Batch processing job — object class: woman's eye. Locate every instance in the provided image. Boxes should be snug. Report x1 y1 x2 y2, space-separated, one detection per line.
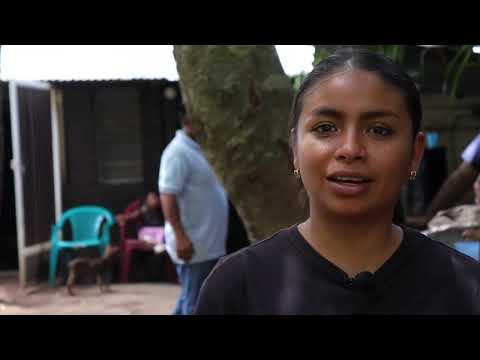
369 126 393 136
315 123 337 133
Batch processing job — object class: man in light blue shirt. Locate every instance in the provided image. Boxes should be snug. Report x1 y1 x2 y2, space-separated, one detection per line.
425 133 480 222
159 112 228 315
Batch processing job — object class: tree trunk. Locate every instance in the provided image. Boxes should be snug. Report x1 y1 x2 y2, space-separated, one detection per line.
173 45 307 241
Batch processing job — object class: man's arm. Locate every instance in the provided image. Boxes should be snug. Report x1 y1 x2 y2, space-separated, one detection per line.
425 162 479 221
160 193 194 262
115 209 142 227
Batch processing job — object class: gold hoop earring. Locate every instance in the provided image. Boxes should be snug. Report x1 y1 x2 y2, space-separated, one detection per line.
409 170 417 181
293 169 301 179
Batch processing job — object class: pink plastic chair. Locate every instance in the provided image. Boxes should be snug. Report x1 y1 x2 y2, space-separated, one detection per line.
118 199 177 283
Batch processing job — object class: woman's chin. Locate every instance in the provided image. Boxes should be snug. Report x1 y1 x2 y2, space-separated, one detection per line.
332 209 372 219
321 202 380 220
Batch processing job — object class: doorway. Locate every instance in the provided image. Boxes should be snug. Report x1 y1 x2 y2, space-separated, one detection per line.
0 83 18 271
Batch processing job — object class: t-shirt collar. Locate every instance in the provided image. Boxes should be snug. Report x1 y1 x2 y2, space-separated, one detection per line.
287 224 415 291
177 129 200 150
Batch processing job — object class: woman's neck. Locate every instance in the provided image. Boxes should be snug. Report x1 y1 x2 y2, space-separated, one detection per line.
298 207 403 278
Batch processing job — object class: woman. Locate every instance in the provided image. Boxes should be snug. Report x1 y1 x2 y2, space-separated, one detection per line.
195 49 480 315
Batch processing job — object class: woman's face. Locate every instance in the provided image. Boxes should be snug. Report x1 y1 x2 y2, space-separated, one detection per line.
293 70 425 219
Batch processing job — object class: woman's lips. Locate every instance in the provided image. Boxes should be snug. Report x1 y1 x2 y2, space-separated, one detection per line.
326 174 373 196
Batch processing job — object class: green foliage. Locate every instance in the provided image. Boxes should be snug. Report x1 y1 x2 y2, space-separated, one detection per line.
290 45 480 99
374 45 406 63
443 45 475 99
313 47 331 66
309 45 480 99
292 72 307 93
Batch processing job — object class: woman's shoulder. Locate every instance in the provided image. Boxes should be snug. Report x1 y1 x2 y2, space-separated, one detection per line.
403 226 480 275
217 225 296 267
195 226 296 314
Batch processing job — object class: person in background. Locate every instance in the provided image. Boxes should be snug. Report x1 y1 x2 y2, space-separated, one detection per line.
461 175 480 240
116 192 166 281
159 111 228 315
420 133 480 226
116 192 164 229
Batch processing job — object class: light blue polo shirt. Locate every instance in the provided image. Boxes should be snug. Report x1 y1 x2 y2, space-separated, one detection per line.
159 130 228 265
462 134 480 171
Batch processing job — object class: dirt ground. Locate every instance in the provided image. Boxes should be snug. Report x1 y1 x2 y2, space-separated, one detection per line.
0 272 181 315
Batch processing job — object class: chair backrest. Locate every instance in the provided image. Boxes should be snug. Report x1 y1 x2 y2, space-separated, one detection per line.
120 198 143 240
124 198 142 215
59 206 114 242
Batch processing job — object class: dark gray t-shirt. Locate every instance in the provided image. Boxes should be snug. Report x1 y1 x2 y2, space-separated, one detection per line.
195 225 480 315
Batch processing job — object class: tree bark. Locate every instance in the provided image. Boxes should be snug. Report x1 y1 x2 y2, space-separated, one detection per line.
173 45 307 241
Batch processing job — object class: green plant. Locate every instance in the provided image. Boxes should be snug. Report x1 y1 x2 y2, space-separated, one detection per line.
443 45 475 99
309 45 480 99
292 72 307 92
373 45 407 63
313 47 331 66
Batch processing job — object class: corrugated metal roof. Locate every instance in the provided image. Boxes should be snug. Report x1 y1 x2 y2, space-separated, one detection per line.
0 46 180 82
48 77 175 83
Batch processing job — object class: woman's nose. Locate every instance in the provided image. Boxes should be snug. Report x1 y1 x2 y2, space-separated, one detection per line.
334 130 367 162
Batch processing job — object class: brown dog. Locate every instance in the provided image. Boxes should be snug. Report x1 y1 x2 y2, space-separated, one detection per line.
66 245 120 296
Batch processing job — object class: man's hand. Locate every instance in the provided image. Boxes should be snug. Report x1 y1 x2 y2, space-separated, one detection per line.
160 193 194 261
176 233 194 262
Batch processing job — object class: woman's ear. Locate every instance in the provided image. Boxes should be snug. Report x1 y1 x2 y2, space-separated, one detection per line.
411 132 426 174
290 128 299 170
292 146 299 171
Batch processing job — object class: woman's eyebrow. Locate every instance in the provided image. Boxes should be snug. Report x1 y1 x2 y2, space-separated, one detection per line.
310 106 344 119
359 110 400 121
308 107 401 121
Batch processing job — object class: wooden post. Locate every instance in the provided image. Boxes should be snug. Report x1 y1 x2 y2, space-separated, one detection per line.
0 83 4 218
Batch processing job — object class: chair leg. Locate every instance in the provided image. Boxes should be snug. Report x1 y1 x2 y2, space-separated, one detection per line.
99 244 106 257
121 249 132 283
49 247 59 288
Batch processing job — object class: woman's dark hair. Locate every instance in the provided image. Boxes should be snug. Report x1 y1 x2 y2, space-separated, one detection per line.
289 48 422 142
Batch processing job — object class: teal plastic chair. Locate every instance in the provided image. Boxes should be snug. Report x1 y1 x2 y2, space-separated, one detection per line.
49 206 115 287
